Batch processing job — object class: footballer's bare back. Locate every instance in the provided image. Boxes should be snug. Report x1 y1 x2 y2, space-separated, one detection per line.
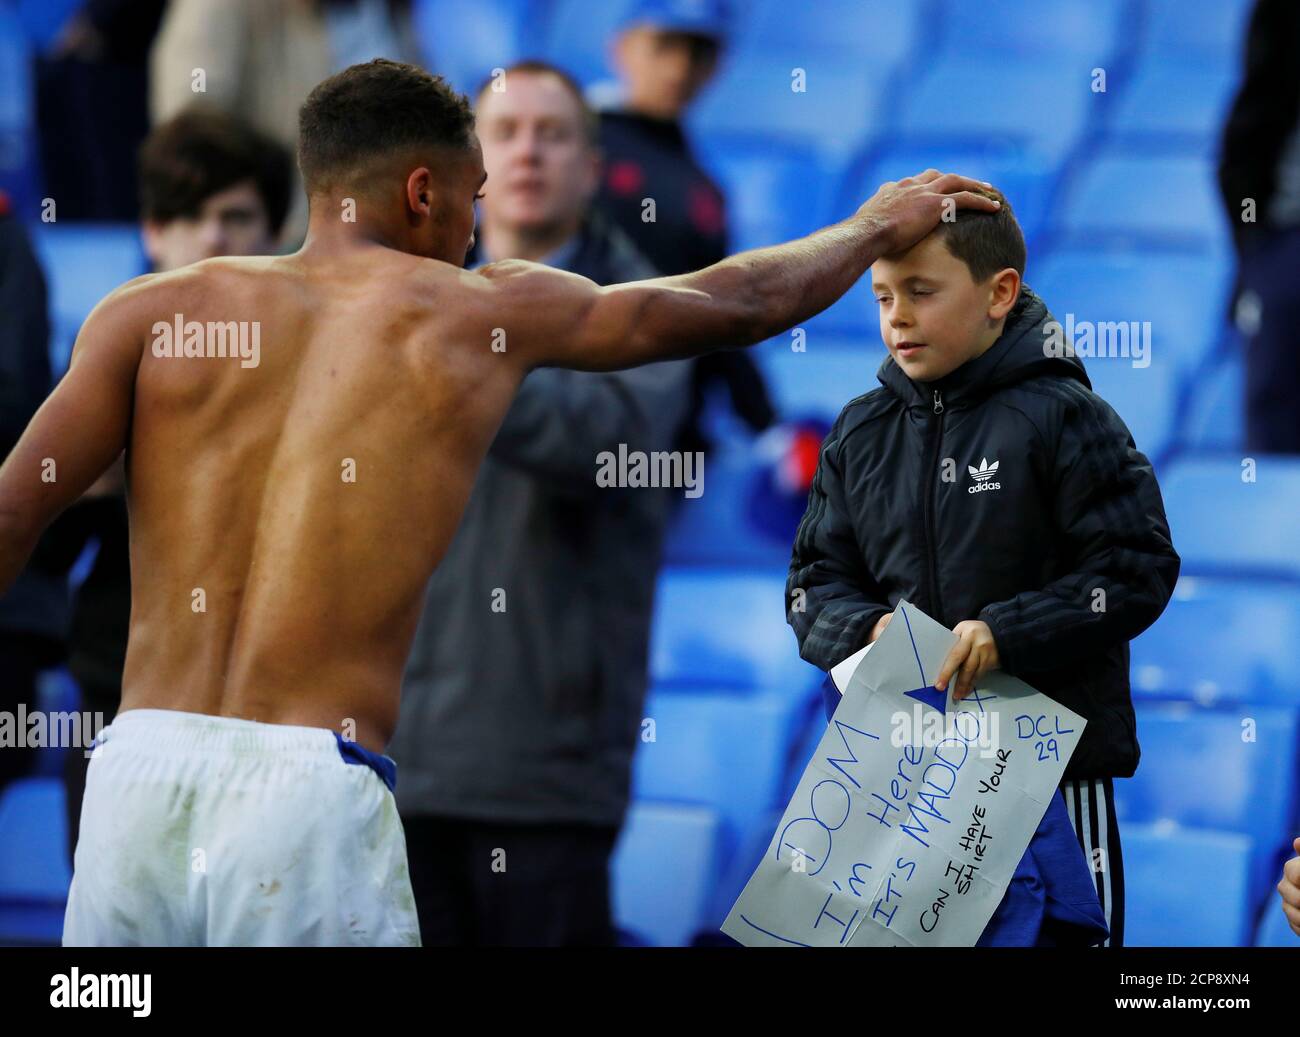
114 248 532 753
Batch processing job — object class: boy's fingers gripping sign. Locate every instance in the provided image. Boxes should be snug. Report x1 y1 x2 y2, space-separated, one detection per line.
935 620 1000 701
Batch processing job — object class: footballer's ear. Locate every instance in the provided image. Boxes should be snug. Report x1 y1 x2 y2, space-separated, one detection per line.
405 166 436 217
988 268 1021 320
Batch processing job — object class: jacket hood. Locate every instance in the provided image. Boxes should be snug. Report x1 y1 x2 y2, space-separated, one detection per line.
877 284 1090 408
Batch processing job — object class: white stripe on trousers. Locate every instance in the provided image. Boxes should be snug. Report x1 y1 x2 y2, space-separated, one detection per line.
1062 778 1115 947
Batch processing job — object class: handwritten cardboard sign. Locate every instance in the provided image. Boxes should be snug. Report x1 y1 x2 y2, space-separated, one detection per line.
722 601 1085 947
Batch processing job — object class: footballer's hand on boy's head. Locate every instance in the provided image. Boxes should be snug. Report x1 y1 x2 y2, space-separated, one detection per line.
935 620 1001 701
854 170 1000 256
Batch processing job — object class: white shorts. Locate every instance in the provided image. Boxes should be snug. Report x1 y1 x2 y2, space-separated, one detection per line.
63 708 421 946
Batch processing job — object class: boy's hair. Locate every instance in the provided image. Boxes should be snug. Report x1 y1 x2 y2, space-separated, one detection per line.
298 59 476 193
474 60 600 145
931 186 1026 283
139 107 293 235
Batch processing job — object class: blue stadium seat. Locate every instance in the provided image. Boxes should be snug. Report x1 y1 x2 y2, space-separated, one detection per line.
632 687 805 859
0 777 71 945
611 801 722 946
15 0 84 50
1083 356 1178 462
1159 455 1300 580
661 446 799 568
892 59 1093 163
934 0 1125 62
1105 65 1240 157
690 55 886 162
538 0 636 89
736 0 924 68
1029 247 1230 377
1255 889 1300 947
650 566 819 693
698 802 783 943
1131 577 1300 707
1179 348 1242 452
0 7 39 216
29 223 146 373
0 10 27 132
694 141 839 253
805 277 877 338
1117 701 1300 906
757 342 886 425
780 693 831 797
1121 822 1253 946
413 0 545 96
1052 154 1230 251
30 668 84 779
1135 0 1254 74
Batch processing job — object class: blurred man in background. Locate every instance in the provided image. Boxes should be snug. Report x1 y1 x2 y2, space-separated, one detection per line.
0 192 63 800
390 60 693 946
50 107 291 864
1218 0 1300 454
596 0 775 454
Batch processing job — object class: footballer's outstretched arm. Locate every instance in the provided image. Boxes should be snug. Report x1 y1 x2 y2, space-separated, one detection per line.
475 171 1000 372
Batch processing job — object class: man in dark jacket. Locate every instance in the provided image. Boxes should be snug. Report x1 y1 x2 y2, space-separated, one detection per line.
390 61 693 946
787 189 1180 946
595 0 774 451
1218 0 1300 453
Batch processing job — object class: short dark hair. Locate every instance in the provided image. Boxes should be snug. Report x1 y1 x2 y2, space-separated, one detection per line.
474 61 599 145
931 186 1026 283
298 59 476 193
139 107 293 235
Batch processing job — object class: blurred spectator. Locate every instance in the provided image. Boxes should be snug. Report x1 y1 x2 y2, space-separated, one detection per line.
0 191 64 797
390 61 693 946
1218 0 1300 453
34 0 167 220
138 108 293 269
48 108 292 864
595 0 774 454
150 0 416 244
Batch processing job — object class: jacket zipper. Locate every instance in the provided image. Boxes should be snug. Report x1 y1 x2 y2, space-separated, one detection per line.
922 389 946 626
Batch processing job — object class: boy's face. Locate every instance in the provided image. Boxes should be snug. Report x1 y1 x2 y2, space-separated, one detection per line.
871 234 1019 383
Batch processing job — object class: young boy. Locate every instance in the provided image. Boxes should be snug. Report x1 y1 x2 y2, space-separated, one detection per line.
787 188 1181 946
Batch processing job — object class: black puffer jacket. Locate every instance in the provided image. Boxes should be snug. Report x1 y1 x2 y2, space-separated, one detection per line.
787 286 1180 780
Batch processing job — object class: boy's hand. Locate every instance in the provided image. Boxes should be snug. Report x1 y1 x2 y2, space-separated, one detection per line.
1278 837 1300 938
935 620 1001 701
868 612 892 644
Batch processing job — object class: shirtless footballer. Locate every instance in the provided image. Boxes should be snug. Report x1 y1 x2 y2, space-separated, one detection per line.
0 59 998 946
